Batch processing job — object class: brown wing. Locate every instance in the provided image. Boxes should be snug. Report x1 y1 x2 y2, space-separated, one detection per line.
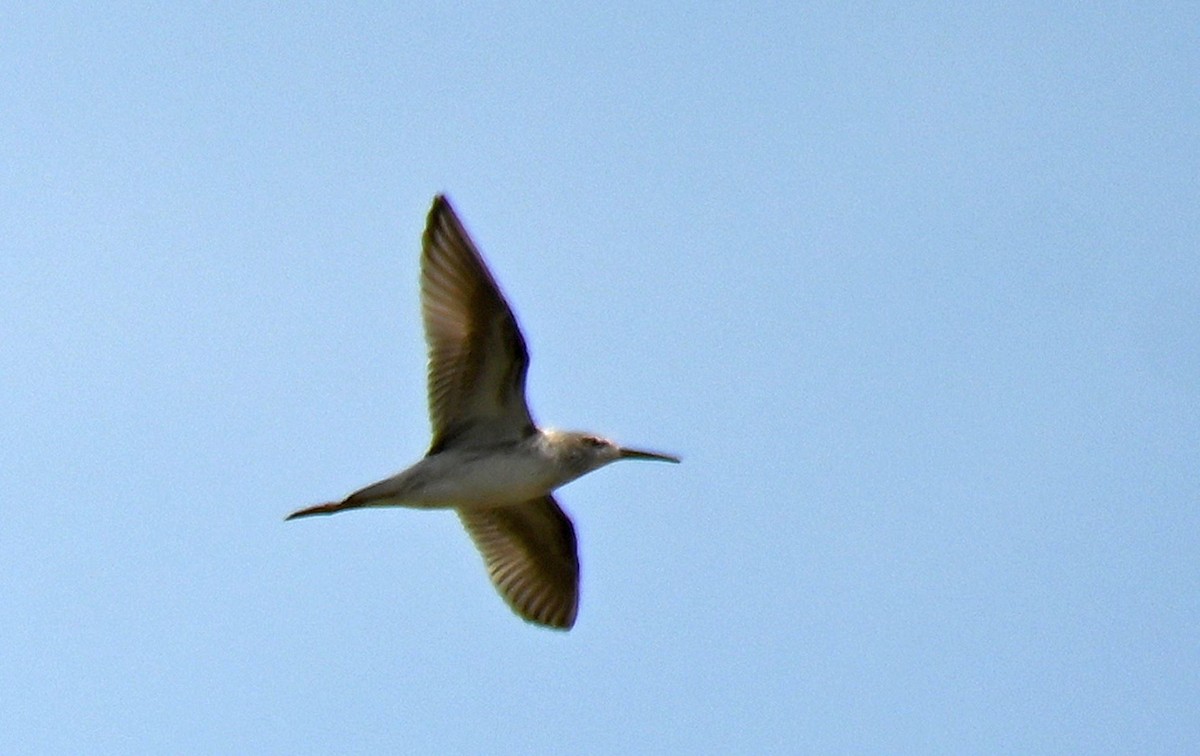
421 195 536 453
457 496 580 629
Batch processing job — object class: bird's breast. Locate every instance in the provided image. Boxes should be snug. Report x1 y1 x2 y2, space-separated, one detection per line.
404 446 565 509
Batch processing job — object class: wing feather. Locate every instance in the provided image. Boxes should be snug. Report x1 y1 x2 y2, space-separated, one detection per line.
421 196 535 452
457 496 580 629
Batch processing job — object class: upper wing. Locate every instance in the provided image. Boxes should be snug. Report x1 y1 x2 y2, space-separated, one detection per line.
457 496 580 629
421 195 536 453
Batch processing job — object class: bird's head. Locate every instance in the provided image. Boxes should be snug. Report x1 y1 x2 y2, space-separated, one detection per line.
549 430 681 476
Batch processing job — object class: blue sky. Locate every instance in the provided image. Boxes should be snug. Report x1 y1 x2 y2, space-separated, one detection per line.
2 3 1196 753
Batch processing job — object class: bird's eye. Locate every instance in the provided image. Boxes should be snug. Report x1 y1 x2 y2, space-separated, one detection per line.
583 436 605 447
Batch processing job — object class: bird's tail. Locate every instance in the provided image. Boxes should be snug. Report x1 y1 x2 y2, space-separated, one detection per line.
285 501 357 520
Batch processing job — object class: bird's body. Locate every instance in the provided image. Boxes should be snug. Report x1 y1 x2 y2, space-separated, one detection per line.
287 195 678 630
304 430 607 512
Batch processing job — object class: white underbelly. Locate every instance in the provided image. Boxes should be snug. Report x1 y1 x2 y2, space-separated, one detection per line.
404 451 562 508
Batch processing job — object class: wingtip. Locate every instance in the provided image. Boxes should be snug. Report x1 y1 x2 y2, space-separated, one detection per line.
425 194 460 240
518 609 576 631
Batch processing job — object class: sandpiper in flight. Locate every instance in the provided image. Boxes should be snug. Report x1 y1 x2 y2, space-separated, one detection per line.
287 195 679 630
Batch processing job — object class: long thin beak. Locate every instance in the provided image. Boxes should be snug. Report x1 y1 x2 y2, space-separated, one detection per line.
618 447 681 463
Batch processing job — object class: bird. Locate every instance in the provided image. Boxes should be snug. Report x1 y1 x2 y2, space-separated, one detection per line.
287 195 679 630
